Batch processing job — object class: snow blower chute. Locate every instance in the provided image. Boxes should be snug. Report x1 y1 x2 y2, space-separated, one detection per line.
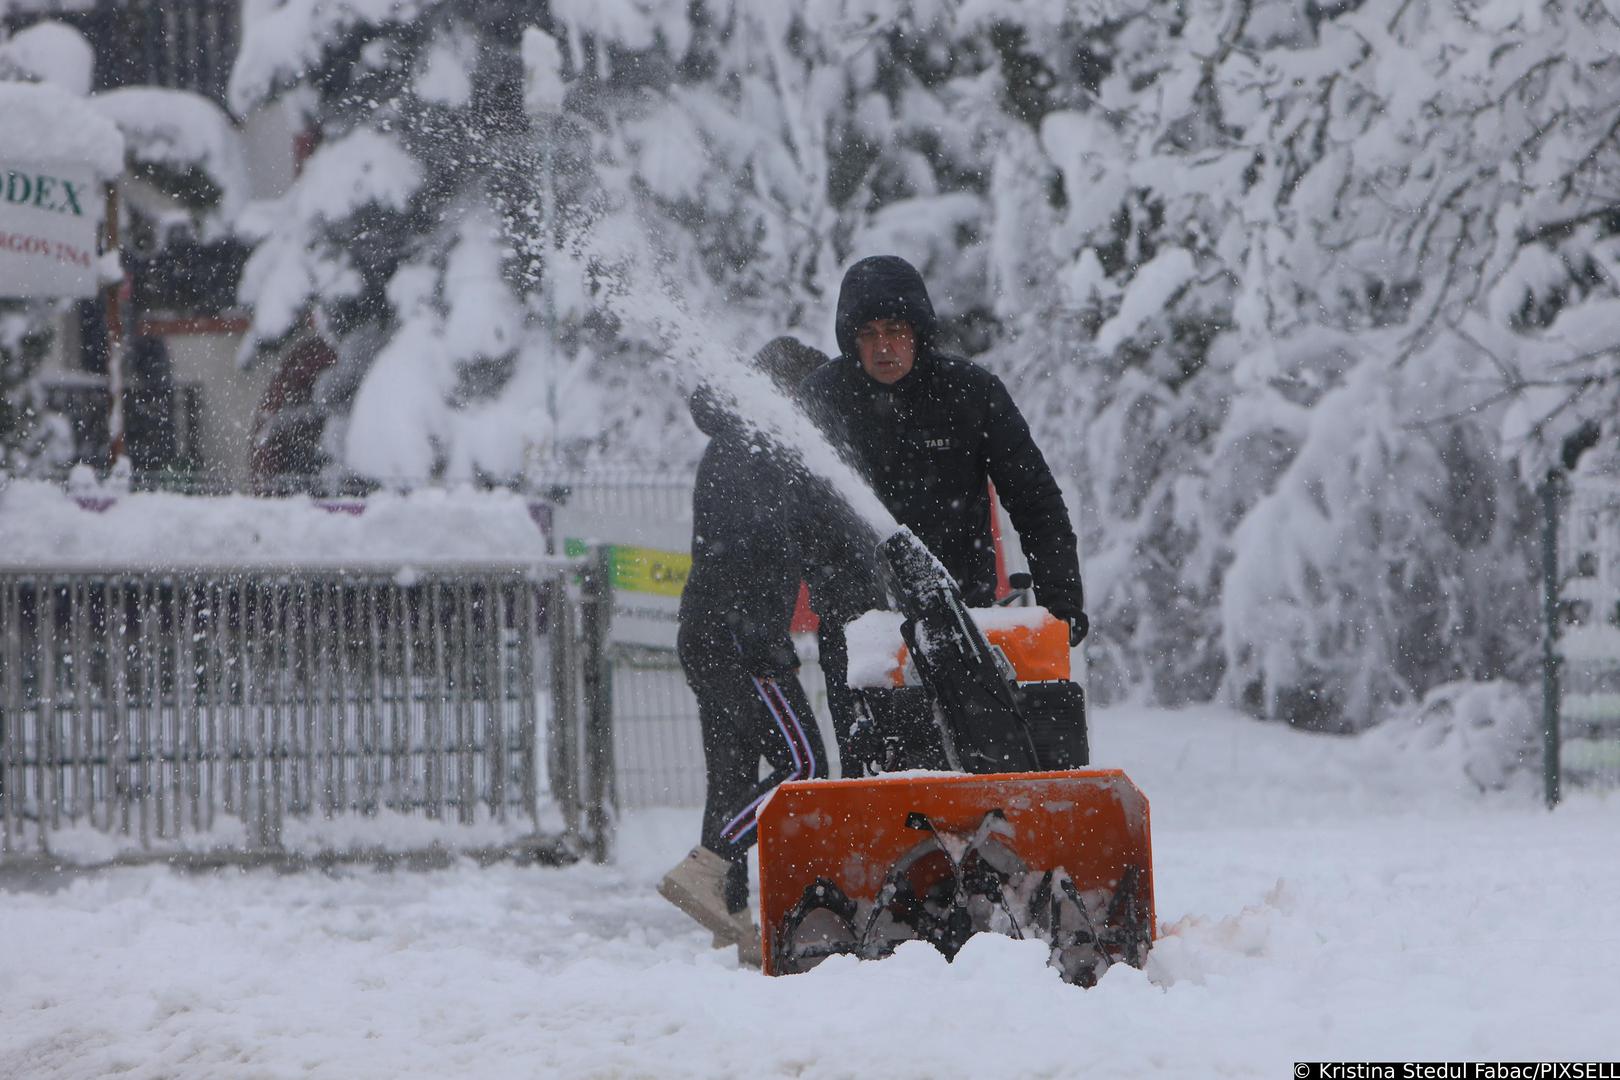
756 529 1154 986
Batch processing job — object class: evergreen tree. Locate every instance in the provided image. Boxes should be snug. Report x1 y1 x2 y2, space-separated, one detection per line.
0 299 68 477
231 0 643 483
964 0 1568 725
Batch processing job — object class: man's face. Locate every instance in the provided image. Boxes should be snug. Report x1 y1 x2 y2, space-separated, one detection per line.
855 319 916 385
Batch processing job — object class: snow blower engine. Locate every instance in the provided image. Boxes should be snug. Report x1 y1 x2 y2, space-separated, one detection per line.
755 528 1154 987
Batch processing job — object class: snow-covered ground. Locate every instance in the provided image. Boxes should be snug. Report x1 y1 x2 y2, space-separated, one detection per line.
2 704 1616 1079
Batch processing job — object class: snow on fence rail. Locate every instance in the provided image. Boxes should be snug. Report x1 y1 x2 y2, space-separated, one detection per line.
0 563 614 867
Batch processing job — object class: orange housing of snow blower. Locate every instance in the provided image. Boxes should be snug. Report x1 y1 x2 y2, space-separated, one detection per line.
868 608 1073 688
756 768 1155 979
758 530 1154 983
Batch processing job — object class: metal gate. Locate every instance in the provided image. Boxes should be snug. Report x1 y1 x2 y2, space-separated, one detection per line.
1545 472 1620 804
530 467 842 809
0 562 613 866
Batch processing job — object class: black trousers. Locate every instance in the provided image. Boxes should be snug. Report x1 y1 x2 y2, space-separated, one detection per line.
678 620 828 873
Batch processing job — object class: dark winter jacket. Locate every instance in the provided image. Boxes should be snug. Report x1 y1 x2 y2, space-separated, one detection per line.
802 256 1085 619
678 386 875 677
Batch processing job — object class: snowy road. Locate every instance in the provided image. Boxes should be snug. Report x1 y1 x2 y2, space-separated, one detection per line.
2 706 1617 1079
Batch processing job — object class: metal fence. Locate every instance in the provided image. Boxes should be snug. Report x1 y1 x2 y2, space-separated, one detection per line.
534 468 715 810
608 644 836 809
0 563 613 866
1545 472 1620 804
528 466 698 531
610 647 707 808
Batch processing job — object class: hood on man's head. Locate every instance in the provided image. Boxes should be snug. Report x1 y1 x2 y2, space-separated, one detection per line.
834 255 938 359
754 336 828 395
690 336 829 436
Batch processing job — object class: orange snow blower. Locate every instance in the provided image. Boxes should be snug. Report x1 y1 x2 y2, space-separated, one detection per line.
756 530 1154 986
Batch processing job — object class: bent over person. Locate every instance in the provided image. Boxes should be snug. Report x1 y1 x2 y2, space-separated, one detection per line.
801 255 1089 769
658 337 846 967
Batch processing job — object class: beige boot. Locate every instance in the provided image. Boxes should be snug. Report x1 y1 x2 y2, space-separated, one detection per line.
732 926 764 968
659 847 761 964
711 923 764 968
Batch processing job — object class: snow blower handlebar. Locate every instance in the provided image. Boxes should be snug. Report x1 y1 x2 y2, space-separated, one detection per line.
877 529 1041 774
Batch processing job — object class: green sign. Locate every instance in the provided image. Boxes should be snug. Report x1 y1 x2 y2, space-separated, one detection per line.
565 540 690 598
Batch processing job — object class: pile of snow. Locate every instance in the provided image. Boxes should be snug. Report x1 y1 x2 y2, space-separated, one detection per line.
291 129 422 227
1093 246 1197 352
92 87 252 222
0 19 94 96
0 478 552 570
0 79 123 179
2 705 1616 1078
234 127 420 350
1363 680 1541 793
521 27 567 114
845 609 906 686
41 807 562 867
229 0 434 116
344 207 528 483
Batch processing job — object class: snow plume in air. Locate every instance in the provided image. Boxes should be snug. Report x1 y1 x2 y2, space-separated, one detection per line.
572 218 900 539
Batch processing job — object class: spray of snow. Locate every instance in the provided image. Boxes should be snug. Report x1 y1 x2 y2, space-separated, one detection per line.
571 219 900 540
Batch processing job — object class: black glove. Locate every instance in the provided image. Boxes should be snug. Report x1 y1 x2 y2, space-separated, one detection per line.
841 713 883 778
1048 608 1089 647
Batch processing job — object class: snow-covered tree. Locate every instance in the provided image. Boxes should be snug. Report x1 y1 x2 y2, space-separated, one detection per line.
94 86 250 242
967 2 1253 705
964 0 1568 725
0 298 68 476
584 2 1011 381
1205 0 1618 725
229 1 661 484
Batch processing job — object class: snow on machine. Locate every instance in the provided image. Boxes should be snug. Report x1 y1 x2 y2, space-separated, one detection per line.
756 529 1155 986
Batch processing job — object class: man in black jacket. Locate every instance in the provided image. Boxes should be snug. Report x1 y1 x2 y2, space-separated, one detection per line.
801 256 1089 766
659 337 877 966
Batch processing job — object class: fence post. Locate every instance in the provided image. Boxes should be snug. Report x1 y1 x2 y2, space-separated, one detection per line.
2 580 15 853
580 547 617 863
1541 470 1565 810
546 573 581 843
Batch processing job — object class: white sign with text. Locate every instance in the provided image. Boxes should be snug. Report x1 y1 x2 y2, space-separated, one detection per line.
0 160 102 299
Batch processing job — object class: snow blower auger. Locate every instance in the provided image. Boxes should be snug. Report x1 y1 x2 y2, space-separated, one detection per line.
756 529 1154 987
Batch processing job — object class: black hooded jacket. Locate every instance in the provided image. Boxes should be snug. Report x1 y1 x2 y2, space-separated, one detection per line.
800 256 1085 618
678 386 805 675
678 386 879 677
